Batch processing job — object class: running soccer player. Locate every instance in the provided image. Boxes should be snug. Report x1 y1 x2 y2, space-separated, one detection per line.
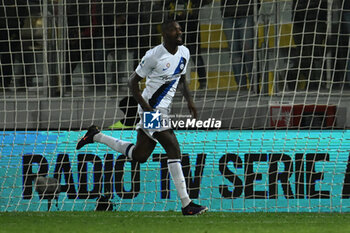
76 19 208 215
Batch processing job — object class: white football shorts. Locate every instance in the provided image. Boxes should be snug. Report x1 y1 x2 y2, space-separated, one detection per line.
136 107 172 142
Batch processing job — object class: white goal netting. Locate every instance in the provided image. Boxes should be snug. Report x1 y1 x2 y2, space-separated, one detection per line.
1 0 350 212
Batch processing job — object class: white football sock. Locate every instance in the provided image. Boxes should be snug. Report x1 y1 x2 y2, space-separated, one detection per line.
167 159 191 208
93 133 134 159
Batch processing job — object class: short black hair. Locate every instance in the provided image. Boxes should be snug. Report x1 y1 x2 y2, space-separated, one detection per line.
161 19 177 33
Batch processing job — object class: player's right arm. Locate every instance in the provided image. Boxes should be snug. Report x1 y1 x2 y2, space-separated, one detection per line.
128 72 153 112
130 49 157 112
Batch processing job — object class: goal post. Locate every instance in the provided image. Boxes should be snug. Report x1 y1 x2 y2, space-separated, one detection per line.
1 0 350 212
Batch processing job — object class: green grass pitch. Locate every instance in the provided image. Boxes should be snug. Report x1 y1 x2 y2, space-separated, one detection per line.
1 212 350 233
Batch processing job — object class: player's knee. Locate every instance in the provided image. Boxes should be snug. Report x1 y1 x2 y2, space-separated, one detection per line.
174 147 181 157
135 157 148 164
132 151 150 164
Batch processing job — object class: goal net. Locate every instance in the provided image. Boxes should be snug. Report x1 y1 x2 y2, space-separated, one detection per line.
1 0 350 212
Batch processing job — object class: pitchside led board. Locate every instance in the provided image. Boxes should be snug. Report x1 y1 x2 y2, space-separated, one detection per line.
1 130 350 212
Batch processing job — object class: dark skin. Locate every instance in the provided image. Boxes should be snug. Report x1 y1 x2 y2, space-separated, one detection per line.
128 21 197 163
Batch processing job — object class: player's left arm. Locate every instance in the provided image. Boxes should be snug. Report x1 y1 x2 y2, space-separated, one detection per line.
179 75 197 119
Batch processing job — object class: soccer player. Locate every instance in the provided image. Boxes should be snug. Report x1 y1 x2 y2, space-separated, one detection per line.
76 19 208 216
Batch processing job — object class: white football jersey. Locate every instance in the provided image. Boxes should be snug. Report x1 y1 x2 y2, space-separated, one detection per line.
135 44 190 110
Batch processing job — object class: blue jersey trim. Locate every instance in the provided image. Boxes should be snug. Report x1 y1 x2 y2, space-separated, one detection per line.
150 79 177 108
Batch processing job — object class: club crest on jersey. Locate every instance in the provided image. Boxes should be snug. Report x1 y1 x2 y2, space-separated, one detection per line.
173 57 187 75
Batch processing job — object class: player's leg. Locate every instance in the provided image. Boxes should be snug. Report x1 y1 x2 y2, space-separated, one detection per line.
76 126 134 159
76 126 156 163
153 129 208 215
131 129 157 163
153 129 181 159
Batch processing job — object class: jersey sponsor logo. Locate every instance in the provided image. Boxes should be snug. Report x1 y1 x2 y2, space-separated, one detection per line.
160 74 181 81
